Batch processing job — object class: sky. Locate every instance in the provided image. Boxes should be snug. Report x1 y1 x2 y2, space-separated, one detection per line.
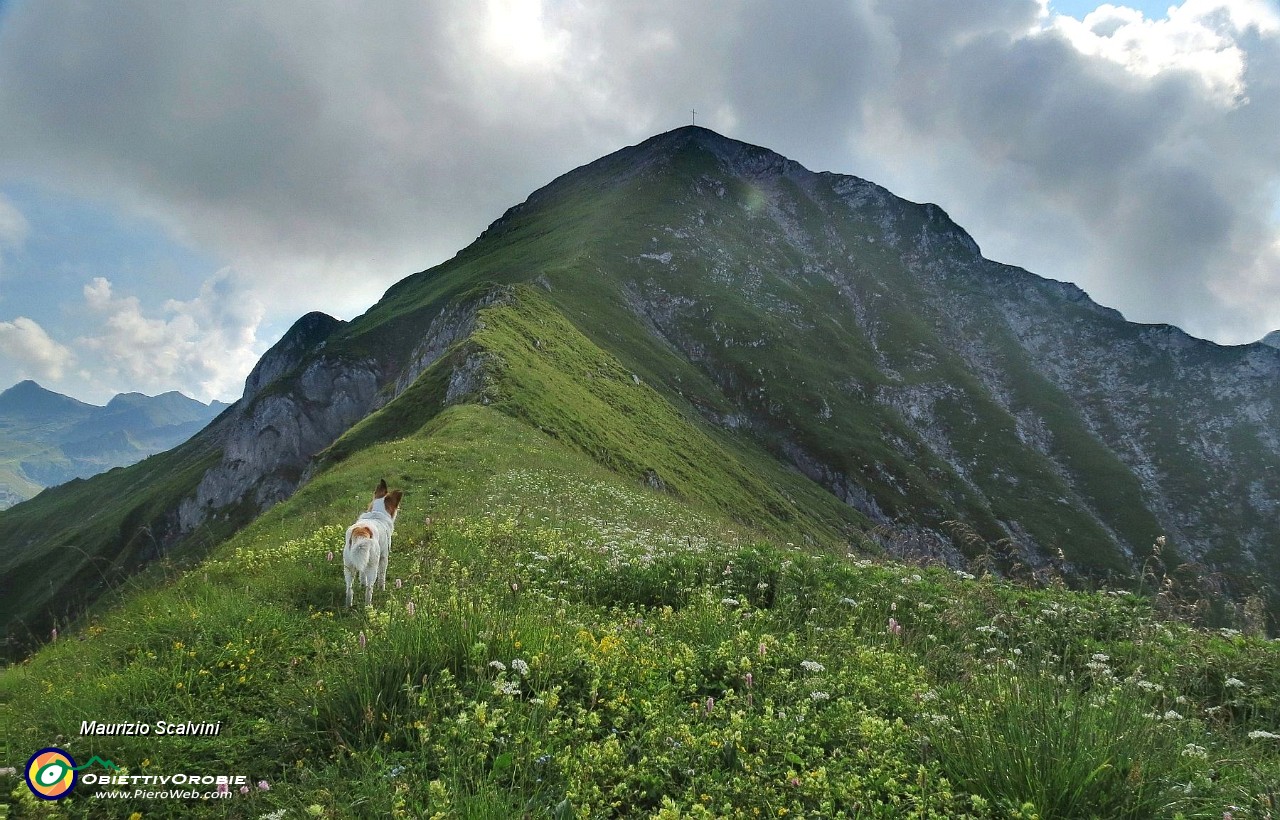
0 0 1278 404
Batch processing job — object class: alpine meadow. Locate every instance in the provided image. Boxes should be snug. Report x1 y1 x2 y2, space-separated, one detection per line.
3 127 1279 818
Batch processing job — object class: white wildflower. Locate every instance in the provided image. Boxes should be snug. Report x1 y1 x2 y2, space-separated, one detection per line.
720 597 740 607
1224 677 1246 689
1181 744 1209 759
810 691 830 701
488 660 507 673
511 658 530 676
800 660 825 673
1162 710 1184 721
1248 730 1280 741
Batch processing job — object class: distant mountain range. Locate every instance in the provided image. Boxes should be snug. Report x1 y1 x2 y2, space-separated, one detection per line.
0 380 228 508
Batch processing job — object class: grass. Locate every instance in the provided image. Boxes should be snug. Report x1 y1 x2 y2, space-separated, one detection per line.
3 404 1279 818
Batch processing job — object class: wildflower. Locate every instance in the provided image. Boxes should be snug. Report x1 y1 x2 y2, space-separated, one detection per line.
1091 653 1110 663
744 672 754 689
800 660 825 673
511 658 530 676
1248 730 1280 740
495 680 521 697
887 617 903 637
358 631 367 649
258 780 271 791
810 691 830 701
406 600 416 617
790 777 801 787
489 660 507 672
395 578 403 589
326 551 334 562
240 785 251 794
954 570 975 580
51 627 58 643
1182 744 1209 759
1224 677 1246 689
705 697 715 715
758 642 768 657
217 781 230 795
757 581 769 590
721 597 741 607
1162 710 1184 721
839 597 857 606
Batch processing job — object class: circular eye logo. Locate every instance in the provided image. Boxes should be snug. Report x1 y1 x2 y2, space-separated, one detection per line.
25 747 77 800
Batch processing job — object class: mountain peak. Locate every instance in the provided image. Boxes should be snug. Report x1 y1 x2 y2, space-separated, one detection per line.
1261 330 1280 349
631 125 808 180
0 380 95 418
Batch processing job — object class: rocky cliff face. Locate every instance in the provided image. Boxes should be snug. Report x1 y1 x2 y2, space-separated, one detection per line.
176 295 491 533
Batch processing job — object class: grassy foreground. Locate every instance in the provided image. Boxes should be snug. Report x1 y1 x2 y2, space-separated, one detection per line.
3 404 1279 819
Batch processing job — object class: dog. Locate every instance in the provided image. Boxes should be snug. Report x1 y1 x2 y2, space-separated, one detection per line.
344 478 403 607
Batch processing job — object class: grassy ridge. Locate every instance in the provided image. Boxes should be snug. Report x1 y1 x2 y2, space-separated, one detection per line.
5 288 1280 818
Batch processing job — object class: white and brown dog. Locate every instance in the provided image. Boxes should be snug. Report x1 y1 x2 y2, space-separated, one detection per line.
344 479 403 607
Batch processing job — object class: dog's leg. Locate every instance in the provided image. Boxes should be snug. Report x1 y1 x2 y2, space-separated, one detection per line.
344 565 354 608
378 541 389 591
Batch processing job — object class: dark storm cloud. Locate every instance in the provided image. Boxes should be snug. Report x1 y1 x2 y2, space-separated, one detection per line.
0 0 1276 364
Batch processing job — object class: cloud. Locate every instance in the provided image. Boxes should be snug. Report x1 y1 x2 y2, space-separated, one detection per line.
0 0 1277 359
857 0 1280 340
76 269 265 402
0 193 28 250
0 316 73 381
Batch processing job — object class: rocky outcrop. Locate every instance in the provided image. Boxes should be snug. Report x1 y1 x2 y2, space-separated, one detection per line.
178 296 492 533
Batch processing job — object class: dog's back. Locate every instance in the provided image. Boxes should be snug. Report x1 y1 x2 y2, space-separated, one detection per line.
343 480 403 607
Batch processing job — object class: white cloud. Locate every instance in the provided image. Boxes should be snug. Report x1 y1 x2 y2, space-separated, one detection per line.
1049 0 1280 103
76 269 265 402
0 316 74 381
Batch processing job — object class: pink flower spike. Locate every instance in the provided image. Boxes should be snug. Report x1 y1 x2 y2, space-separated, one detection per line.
240 785 250 794
888 617 903 637
705 696 715 715
358 631 367 649
51 628 58 643
216 782 229 795
406 600 416 617
395 578 403 589
744 672 754 689
326 551 334 562
258 780 270 791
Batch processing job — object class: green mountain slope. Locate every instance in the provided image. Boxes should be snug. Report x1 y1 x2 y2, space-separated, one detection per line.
4 125 1279 660
3 292 1278 817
